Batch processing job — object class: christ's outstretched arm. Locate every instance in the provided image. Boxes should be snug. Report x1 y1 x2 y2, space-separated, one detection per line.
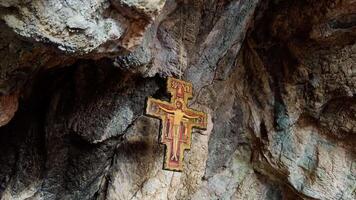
158 104 175 114
183 110 204 119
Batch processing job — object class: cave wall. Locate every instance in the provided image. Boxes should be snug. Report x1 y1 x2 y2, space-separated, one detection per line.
0 0 355 200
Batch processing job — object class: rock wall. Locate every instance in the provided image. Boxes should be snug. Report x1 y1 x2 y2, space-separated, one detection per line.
0 0 355 200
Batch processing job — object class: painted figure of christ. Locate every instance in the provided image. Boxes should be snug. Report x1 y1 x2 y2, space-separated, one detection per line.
158 100 201 162
146 77 207 171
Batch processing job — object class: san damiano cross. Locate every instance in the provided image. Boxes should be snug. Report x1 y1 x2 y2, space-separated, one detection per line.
146 77 207 171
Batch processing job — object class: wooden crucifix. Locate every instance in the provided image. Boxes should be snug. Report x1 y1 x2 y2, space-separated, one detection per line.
146 77 207 171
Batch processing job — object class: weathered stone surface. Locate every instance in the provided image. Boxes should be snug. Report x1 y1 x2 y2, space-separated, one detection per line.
0 0 165 54
0 22 70 94
0 0 355 200
0 0 166 127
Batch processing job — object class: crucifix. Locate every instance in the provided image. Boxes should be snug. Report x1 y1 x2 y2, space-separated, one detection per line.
146 77 207 171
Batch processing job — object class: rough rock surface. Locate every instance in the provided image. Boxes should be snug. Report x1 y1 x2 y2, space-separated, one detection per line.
0 0 355 200
0 0 165 54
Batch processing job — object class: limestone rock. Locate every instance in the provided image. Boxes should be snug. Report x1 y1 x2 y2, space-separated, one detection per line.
0 0 355 200
0 0 166 54
0 0 166 127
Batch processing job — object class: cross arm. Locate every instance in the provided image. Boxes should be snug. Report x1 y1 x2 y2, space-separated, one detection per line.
146 97 175 118
184 109 208 130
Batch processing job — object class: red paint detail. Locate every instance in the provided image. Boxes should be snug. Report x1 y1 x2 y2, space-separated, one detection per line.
176 84 184 98
166 118 170 138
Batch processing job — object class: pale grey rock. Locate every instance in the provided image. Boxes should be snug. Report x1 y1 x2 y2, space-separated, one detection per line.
0 0 167 127
0 0 355 200
0 0 166 54
111 0 166 17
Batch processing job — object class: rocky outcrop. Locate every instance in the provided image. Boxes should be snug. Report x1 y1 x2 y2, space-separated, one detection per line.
0 0 355 200
0 0 166 129
0 0 165 54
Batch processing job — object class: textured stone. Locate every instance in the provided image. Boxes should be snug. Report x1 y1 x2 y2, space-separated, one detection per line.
0 0 355 200
0 0 166 54
0 0 167 127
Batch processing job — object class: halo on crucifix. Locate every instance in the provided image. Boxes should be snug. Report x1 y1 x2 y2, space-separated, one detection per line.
146 77 207 172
